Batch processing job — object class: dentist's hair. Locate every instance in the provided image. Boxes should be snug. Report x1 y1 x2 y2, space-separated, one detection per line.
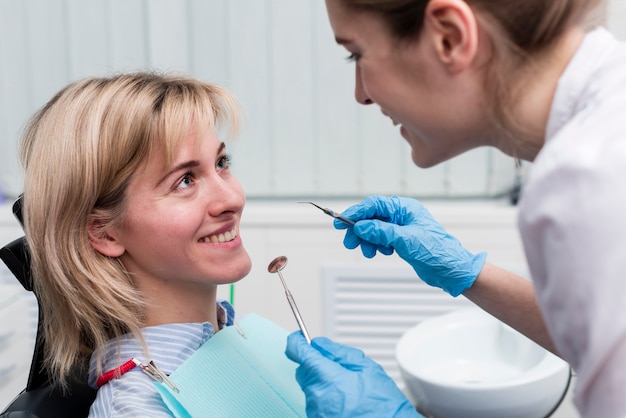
20 71 240 390
339 0 602 50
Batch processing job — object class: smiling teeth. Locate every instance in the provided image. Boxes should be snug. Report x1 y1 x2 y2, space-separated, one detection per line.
201 228 237 243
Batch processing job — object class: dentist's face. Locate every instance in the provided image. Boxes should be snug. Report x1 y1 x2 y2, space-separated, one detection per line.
325 0 492 168
111 128 251 291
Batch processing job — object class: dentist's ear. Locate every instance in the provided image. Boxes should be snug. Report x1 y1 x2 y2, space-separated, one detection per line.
423 0 479 74
87 212 125 257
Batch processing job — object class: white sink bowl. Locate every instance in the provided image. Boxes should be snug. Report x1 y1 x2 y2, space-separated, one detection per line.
396 307 571 418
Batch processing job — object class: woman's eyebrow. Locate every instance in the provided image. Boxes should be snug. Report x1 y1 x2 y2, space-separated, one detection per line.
157 160 200 187
156 142 227 186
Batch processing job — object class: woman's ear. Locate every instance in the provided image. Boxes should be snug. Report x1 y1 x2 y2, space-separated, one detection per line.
423 0 479 73
87 213 125 257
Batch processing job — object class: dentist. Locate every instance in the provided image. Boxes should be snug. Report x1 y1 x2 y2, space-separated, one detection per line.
286 0 626 417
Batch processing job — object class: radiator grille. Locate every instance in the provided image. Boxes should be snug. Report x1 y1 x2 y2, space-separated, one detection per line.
322 264 473 384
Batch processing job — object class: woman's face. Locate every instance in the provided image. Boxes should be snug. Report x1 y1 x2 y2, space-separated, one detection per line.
110 128 251 294
325 0 491 167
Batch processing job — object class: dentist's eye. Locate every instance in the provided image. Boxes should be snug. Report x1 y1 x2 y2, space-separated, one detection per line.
345 53 360 62
217 154 232 170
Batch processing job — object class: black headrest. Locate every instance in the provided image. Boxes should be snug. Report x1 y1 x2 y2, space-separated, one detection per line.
0 237 32 291
12 196 24 226
0 196 32 291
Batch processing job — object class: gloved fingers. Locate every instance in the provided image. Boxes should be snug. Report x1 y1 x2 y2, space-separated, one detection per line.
360 241 377 258
309 336 354 359
288 332 423 418
287 333 365 370
343 227 391 258
341 195 432 227
340 222 394 257
341 195 394 223
285 331 310 364
342 229 361 250
361 243 394 258
287 333 364 385
341 219 395 257
311 337 367 371
333 218 349 230
353 219 402 248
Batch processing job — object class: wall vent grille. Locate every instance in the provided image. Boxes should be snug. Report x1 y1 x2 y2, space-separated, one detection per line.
322 264 473 384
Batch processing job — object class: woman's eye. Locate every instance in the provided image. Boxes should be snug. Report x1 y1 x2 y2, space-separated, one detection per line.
217 154 232 170
176 171 194 189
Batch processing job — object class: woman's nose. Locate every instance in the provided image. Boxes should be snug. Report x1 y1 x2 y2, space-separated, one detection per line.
206 177 245 216
355 65 373 105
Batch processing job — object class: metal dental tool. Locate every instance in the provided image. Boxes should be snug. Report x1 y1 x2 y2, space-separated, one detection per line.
298 201 356 226
267 256 312 344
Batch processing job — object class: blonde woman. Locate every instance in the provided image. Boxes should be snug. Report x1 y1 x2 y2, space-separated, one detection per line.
20 72 252 417
286 1 625 417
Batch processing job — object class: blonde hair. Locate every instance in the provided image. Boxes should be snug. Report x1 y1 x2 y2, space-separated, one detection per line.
20 72 240 390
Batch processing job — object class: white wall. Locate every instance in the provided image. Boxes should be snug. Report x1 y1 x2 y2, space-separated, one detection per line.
0 0 531 200
607 0 626 39
2 1 623 202
2 1 623 201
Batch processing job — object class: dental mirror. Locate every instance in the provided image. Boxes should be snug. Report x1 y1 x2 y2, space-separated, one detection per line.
267 256 311 343
268 256 288 274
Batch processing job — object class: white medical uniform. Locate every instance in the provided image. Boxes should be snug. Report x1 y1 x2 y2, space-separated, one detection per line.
519 27 626 417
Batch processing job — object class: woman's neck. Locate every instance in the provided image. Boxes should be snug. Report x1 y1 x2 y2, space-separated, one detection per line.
140 281 219 330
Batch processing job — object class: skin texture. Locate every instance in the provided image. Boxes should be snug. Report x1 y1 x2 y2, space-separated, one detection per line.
325 0 587 355
89 129 252 330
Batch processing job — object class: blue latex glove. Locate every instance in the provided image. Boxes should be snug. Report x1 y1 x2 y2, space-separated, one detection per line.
285 332 421 418
334 195 487 297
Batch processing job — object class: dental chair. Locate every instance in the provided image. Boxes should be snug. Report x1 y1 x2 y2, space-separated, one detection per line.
0 197 96 418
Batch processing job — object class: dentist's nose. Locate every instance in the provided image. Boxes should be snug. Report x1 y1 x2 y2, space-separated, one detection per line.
355 65 373 105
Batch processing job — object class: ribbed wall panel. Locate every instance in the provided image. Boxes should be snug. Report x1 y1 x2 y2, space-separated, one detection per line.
323 264 473 384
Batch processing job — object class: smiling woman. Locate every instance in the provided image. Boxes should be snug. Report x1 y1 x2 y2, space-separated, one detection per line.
19 72 252 417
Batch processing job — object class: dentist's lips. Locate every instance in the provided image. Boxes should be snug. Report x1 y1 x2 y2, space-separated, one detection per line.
382 111 400 126
199 227 238 243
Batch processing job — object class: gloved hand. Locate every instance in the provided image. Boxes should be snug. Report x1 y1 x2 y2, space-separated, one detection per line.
285 331 421 418
334 195 487 296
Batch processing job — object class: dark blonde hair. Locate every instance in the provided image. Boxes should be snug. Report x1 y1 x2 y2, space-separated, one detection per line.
339 0 600 50
20 72 239 390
